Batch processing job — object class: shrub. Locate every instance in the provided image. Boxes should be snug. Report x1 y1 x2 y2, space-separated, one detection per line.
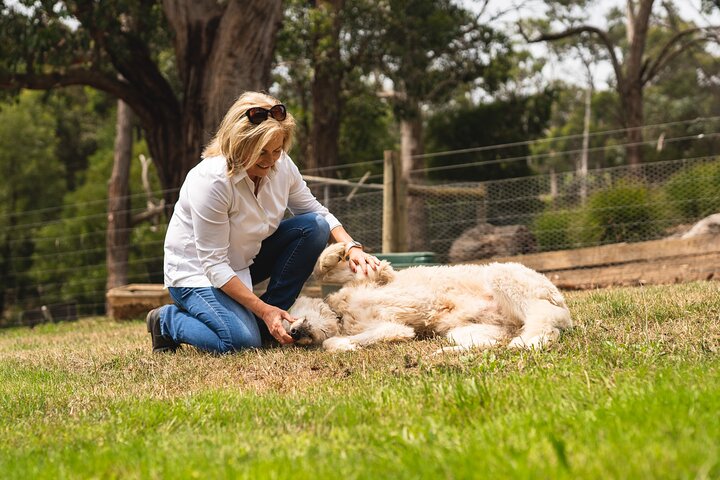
663 159 720 222
533 208 575 251
585 180 666 245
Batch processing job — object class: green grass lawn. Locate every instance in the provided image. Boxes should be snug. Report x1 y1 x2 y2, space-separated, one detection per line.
1 281 719 479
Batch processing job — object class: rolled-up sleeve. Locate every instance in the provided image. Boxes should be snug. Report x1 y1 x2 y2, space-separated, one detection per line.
286 162 342 230
187 173 236 288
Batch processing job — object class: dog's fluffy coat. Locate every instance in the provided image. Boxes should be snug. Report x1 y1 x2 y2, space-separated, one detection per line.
287 243 572 352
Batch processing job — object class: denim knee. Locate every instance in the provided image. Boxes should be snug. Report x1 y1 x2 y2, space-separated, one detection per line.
225 330 262 352
301 212 331 247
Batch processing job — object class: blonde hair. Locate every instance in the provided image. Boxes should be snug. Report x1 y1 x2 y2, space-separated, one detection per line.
202 91 296 175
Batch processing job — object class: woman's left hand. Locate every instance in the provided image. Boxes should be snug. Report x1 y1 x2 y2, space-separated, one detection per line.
347 248 381 275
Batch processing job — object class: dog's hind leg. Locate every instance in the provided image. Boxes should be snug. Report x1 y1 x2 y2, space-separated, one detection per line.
322 322 415 352
508 299 572 350
434 324 506 354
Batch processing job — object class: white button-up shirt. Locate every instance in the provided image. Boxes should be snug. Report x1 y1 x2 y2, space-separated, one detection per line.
163 154 341 290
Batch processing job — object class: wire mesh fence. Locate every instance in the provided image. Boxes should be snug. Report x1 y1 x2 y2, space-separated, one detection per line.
315 154 720 262
2 125 720 325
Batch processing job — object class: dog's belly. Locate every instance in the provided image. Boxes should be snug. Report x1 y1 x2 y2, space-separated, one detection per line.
430 294 509 335
337 287 508 337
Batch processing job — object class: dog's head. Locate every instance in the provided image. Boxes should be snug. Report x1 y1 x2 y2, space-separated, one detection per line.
314 242 396 286
287 296 341 346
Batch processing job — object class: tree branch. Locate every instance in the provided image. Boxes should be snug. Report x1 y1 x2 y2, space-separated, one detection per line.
0 69 153 124
1 69 122 98
528 25 625 89
643 27 720 84
68 0 180 118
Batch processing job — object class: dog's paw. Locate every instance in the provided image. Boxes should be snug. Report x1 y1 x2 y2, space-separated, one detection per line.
322 336 357 352
508 330 558 350
508 336 530 349
431 345 470 355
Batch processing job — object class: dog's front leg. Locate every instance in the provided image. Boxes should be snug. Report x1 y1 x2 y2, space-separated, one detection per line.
323 322 415 352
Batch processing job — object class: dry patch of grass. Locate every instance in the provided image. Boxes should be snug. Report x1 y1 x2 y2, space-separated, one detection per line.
3 282 717 396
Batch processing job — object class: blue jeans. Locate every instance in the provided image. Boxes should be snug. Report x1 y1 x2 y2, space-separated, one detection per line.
160 213 331 353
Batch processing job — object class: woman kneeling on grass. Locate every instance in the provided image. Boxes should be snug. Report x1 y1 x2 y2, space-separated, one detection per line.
146 91 379 354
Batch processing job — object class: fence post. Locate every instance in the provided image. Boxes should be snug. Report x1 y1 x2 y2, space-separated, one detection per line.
383 150 408 252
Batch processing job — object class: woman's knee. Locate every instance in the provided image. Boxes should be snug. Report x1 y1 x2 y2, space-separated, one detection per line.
211 332 261 353
299 212 331 245
228 333 262 351
216 317 262 352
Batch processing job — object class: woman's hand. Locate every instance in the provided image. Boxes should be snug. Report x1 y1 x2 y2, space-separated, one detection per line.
260 305 295 345
346 247 381 275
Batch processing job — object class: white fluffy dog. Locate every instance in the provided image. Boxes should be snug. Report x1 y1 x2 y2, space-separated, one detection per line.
287 243 572 352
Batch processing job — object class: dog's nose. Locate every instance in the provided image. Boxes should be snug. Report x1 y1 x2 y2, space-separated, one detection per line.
289 328 303 340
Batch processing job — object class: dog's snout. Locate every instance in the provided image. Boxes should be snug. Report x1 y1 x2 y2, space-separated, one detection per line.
289 319 306 340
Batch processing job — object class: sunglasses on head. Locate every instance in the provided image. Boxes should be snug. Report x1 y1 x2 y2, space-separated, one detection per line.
245 104 287 125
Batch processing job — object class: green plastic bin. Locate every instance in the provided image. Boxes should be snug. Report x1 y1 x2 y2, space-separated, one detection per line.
320 251 437 297
375 251 437 269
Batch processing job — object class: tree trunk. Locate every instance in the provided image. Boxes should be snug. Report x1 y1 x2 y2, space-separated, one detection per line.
0 152 18 318
400 105 427 252
622 0 654 167
580 86 591 203
309 0 345 173
621 82 645 167
0 208 15 319
152 0 283 204
106 99 133 302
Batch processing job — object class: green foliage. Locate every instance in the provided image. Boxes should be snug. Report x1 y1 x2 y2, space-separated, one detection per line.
426 91 556 182
663 159 720 221
277 0 516 172
0 91 64 317
43 87 114 190
585 181 666 244
276 0 395 170
528 85 627 172
27 120 115 315
532 180 672 251
532 208 583 251
337 77 397 178
0 0 170 78
381 0 512 108
27 115 165 316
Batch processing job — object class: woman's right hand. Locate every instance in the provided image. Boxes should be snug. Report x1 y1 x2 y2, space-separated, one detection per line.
260 305 295 345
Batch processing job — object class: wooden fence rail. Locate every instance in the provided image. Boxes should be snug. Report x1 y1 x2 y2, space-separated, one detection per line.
480 234 720 290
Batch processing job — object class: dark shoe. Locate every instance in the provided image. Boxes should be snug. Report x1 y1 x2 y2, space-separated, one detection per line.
146 307 180 353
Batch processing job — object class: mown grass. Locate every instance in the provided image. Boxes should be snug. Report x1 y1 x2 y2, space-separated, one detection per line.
1 281 719 479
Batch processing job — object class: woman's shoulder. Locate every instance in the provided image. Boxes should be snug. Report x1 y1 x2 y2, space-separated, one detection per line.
189 156 231 180
197 155 228 172
276 152 301 176
184 156 234 194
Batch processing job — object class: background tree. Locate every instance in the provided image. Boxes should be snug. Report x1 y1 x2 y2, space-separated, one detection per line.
106 99 134 294
309 0 344 172
524 0 719 166
368 0 514 249
0 0 283 205
0 92 64 319
28 116 163 317
276 0 387 174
